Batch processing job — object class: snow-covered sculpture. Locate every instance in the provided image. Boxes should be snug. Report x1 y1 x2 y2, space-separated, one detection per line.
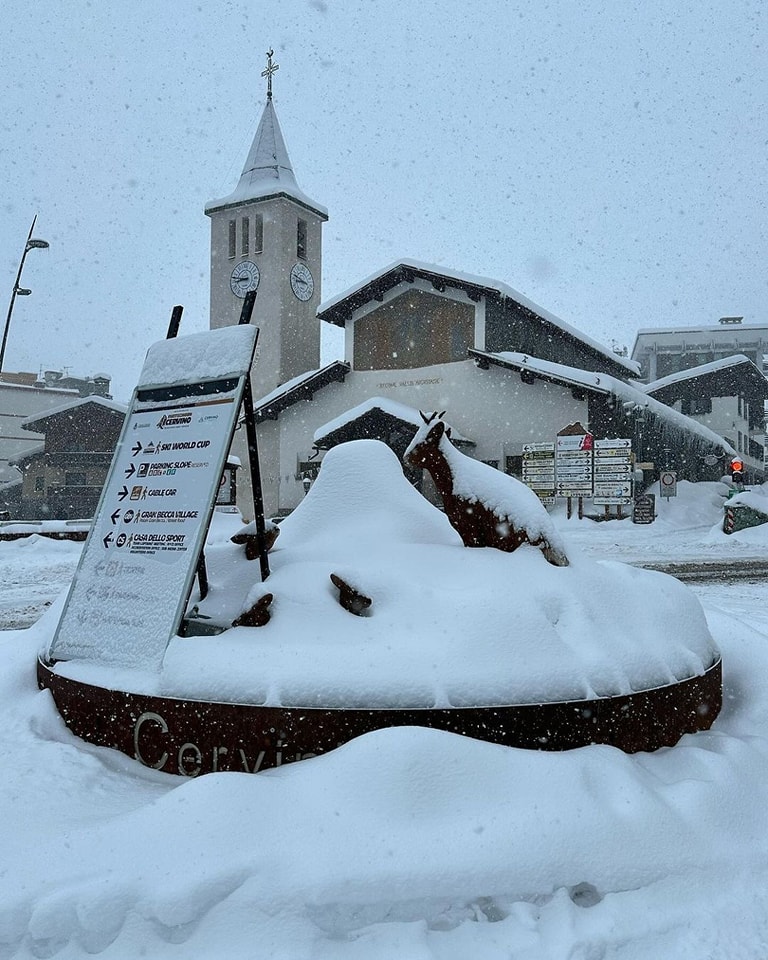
230 518 280 560
404 412 569 567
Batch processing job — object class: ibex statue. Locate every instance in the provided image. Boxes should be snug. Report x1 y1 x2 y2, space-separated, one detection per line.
404 412 569 567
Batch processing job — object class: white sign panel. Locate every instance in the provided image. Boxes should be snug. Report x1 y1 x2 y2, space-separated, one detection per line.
522 442 555 498
660 470 678 498
49 326 257 669
593 437 633 504
554 428 594 497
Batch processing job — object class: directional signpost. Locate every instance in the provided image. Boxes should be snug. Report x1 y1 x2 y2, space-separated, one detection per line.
593 437 633 506
48 324 258 670
522 429 634 518
555 423 593 519
522 442 555 503
555 425 594 498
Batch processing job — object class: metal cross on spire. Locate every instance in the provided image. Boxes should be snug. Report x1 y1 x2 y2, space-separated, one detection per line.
261 49 279 100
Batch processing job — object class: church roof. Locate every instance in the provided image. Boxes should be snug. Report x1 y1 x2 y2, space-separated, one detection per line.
472 349 735 455
252 361 351 423
318 259 639 379
205 99 327 219
313 398 474 451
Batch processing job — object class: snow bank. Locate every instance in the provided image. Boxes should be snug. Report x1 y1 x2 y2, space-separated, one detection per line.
0 616 766 959
2 474 768 958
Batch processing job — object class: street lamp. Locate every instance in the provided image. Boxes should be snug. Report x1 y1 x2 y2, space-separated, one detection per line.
0 215 49 376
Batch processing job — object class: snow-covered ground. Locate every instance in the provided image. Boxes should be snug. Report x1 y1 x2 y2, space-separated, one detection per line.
0 535 83 630
2 476 768 958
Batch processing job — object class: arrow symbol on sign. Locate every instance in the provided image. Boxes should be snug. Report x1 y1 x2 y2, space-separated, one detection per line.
117 486 129 501
124 463 136 479
110 509 120 525
132 441 143 456
102 532 114 549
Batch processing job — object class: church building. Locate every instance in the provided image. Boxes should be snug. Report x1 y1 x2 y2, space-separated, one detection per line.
207 56 740 520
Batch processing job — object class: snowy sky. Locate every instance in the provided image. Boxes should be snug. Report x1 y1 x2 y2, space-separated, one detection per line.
1 0 766 400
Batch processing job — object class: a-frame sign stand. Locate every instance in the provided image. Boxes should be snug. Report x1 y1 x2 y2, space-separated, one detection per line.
164 292 271 620
48 298 267 669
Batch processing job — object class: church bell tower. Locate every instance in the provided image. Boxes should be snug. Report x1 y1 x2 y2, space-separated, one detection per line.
205 51 328 402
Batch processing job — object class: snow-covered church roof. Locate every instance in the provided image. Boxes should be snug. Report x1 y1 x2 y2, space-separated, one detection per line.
473 349 736 456
318 258 640 379
205 99 327 219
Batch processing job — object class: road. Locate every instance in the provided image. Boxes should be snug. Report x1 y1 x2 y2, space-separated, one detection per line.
636 558 768 582
0 539 80 630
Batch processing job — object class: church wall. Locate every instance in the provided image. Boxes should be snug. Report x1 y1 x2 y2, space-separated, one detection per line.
351 289 474 371
268 359 588 514
230 415 282 522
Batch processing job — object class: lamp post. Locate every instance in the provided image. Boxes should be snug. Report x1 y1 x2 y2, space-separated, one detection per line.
0 215 49 376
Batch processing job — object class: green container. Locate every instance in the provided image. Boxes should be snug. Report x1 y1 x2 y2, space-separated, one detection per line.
723 503 768 534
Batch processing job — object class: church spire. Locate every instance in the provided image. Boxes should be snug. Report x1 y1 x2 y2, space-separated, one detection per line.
204 52 327 219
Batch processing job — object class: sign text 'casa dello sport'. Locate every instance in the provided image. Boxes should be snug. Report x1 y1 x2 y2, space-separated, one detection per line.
48 325 258 670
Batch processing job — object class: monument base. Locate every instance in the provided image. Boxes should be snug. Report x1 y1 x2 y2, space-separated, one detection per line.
38 656 722 777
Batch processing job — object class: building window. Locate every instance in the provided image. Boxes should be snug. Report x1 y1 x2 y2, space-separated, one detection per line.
297 218 307 259
253 213 263 253
241 217 249 255
228 220 236 259
34 476 44 492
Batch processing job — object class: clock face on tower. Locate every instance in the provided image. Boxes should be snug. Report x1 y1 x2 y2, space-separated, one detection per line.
230 260 260 298
290 262 314 301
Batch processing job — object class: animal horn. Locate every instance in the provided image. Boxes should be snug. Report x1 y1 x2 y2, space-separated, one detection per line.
420 411 430 424
438 411 446 419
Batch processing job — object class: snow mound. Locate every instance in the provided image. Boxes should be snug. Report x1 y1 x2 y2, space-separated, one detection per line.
277 438 461 550
155 440 718 707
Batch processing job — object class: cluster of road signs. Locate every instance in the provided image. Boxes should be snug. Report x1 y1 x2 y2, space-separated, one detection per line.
522 429 635 505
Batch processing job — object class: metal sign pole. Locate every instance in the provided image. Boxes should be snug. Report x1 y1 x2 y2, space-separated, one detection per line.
237 291 270 582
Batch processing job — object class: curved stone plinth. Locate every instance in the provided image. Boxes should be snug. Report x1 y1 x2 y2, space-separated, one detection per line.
38 656 722 777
